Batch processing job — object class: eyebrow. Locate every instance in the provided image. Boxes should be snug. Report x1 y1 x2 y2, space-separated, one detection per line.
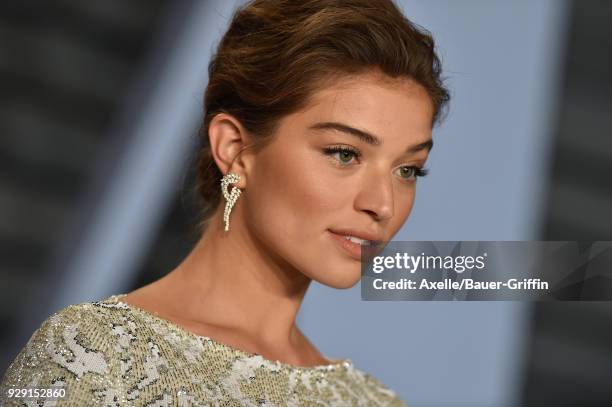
308 121 433 154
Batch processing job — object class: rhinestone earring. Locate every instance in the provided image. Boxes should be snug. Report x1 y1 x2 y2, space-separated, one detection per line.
220 172 242 232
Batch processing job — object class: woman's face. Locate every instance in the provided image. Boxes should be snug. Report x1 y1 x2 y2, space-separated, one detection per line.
243 71 434 288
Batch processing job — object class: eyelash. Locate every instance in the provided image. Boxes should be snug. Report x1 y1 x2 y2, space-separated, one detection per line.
322 145 429 181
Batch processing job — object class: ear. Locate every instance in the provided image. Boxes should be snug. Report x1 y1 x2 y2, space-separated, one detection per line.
208 113 254 189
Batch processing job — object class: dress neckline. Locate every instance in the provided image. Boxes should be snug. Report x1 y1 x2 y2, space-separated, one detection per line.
106 293 353 373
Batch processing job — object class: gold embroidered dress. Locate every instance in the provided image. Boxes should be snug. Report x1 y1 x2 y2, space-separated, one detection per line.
1 294 406 406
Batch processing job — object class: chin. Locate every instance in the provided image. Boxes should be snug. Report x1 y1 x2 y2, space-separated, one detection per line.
310 266 362 289
327 276 361 290
299 237 366 289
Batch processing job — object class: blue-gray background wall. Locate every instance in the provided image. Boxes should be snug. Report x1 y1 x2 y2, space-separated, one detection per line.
2 1 611 406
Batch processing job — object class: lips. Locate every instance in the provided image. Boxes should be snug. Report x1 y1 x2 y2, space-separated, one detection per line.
328 230 384 262
328 230 365 260
328 228 383 245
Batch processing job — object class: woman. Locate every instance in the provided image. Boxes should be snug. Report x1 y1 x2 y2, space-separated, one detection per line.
1 0 449 405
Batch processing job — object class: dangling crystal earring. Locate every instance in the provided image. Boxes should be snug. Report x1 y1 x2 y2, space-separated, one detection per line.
220 172 242 232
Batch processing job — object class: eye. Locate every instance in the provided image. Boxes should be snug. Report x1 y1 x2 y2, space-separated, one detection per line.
323 145 429 181
394 166 429 181
323 145 361 165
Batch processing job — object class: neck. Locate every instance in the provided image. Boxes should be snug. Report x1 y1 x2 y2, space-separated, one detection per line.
161 206 312 349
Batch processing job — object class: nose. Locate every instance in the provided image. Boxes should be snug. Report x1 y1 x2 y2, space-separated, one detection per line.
354 169 394 221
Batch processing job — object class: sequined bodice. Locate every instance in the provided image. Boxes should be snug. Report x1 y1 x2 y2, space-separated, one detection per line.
1 294 406 406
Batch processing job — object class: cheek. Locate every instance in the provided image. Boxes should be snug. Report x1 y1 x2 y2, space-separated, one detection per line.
392 185 417 230
245 151 341 239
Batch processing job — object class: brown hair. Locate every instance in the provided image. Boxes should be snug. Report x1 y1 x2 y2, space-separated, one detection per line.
194 0 450 233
